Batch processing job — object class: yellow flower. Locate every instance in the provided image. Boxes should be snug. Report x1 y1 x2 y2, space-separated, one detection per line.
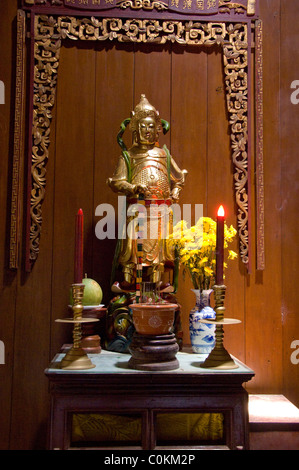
228 250 238 260
204 266 214 276
199 257 208 266
168 216 237 290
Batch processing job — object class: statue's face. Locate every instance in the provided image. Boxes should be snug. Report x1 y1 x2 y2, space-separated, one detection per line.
137 116 157 145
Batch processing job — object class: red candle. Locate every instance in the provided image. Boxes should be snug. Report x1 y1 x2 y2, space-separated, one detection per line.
74 208 84 284
216 205 225 285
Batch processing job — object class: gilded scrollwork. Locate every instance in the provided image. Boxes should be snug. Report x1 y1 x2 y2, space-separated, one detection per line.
23 0 255 14
222 23 249 264
29 14 250 266
30 17 61 262
10 10 26 269
255 19 264 270
219 1 247 15
117 0 168 11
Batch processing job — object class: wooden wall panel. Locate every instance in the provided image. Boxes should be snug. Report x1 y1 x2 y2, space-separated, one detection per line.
245 0 283 393
0 0 18 450
10 239 54 449
280 0 299 406
134 44 172 149
9 49 57 451
171 45 208 338
50 43 97 355
93 43 135 302
206 46 246 361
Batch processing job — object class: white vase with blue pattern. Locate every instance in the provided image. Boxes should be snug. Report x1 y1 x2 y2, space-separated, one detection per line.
189 289 216 354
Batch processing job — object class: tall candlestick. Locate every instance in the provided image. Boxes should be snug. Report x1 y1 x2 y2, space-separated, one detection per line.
216 205 225 285
74 208 84 284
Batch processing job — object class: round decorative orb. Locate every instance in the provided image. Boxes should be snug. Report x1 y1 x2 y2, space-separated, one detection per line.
129 303 177 336
70 277 103 306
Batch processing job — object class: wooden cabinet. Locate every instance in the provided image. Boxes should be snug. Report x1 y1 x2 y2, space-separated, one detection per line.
45 350 254 450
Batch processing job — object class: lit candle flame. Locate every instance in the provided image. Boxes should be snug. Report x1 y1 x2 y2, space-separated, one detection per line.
217 205 225 217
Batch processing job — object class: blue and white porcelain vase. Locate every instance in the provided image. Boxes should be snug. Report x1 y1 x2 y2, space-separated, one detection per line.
189 289 216 354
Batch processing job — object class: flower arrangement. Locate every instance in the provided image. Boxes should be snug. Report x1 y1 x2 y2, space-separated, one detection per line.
168 217 237 291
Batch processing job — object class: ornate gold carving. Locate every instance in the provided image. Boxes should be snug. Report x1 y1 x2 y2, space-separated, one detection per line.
222 23 249 264
30 16 61 262
10 10 26 269
117 0 168 10
29 14 249 266
219 1 247 14
247 0 255 15
255 19 265 270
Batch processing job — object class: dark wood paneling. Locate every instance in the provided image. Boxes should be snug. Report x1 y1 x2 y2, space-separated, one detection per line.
206 45 246 362
0 0 18 450
171 44 208 338
50 43 97 355
1 0 299 449
93 43 135 302
280 0 299 407
245 0 283 393
134 43 172 134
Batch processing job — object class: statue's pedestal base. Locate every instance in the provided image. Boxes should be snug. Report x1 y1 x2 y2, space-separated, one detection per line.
128 333 179 371
81 334 102 354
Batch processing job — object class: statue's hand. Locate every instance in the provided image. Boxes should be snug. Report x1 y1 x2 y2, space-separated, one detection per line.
133 183 147 195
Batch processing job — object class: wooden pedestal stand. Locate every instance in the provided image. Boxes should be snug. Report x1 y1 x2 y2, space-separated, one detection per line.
128 332 179 371
128 303 179 371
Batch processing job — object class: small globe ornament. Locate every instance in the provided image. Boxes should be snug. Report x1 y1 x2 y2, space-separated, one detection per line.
70 275 103 306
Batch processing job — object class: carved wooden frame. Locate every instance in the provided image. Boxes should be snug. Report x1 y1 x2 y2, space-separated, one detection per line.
11 0 264 273
10 10 26 269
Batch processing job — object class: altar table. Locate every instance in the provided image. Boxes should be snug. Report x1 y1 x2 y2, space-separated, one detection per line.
45 350 254 450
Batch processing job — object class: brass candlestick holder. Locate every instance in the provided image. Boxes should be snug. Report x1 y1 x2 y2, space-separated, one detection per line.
56 283 98 370
200 284 241 370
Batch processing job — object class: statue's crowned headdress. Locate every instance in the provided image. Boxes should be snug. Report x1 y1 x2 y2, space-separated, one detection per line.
130 94 162 134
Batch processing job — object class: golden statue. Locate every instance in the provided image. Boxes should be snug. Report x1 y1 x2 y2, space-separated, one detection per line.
107 95 187 290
